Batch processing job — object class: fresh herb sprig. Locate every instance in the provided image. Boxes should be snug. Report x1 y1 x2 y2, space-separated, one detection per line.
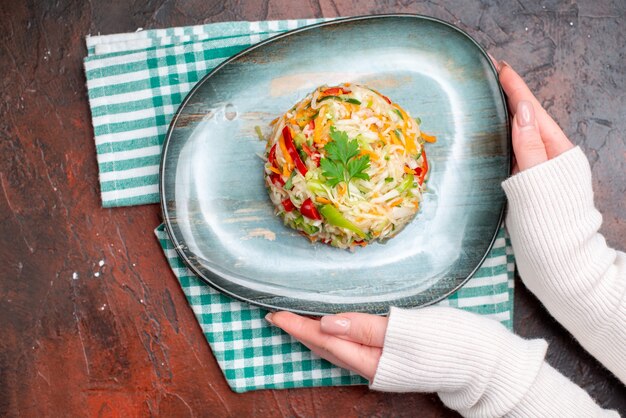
320 127 370 195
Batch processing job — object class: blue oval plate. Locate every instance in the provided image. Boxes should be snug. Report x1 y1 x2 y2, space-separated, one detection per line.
160 14 510 315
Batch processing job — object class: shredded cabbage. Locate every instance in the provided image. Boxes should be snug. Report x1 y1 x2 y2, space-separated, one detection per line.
264 84 434 249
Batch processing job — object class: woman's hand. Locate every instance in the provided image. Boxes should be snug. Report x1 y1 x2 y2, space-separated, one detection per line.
495 59 574 172
265 312 387 380
266 59 576 381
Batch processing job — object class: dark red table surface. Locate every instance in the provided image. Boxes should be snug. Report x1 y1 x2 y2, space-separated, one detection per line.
1 1 624 416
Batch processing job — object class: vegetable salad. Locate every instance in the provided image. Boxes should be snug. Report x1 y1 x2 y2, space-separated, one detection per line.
264 84 435 249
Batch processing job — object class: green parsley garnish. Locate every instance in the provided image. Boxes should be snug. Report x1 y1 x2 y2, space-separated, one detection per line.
320 127 371 194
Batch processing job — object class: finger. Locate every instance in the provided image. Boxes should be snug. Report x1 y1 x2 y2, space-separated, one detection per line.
486 52 501 73
268 312 381 379
499 63 573 159
298 341 354 371
319 313 388 347
298 339 375 376
267 312 381 380
270 315 364 373
512 101 548 170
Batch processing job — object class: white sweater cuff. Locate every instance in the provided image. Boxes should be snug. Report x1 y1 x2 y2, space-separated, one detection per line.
370 307 547 417
509 362 620 418
501 146 613 300
501 146 626 383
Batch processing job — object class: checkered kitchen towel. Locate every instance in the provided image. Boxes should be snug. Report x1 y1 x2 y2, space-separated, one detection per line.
85 18 333 207
155 225 515 392
86 19 516 392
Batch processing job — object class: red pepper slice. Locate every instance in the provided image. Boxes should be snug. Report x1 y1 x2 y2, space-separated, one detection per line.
308 120 315 131
302 142 321 166
323 87 350 96
282 126 308 176
270 173 284 187
311 152 321 167
300 198 321 220
301 143 314 157
381 94 391 104
416 149 429 185
268 144 277 167
282 198 295 212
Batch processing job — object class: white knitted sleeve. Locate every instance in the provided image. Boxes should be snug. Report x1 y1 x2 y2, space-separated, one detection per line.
370 307 618 417
502 146 626 384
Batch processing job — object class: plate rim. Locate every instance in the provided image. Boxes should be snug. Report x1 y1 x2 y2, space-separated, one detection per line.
159 13 512 315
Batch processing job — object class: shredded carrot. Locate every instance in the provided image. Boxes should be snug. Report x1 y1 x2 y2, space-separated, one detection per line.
337 183 346 196
317 124 331 146
295 101 307 112
405 137 416 155
315 196 331 204
269 166 281 175
394 105 410 124
293 110 306 125
270 117 279 126
421 132 437 143
401 127 416 155
282 164 292 178
391 130 402 146
390 197 404 207
403 166 414 175
359 149 379 161
375 125 389 145
313 110 326 145
386 105 416 154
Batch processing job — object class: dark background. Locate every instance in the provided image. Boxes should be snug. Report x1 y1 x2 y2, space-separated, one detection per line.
1 0 624 416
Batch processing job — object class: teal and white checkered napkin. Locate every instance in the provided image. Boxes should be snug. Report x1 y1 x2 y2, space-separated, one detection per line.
85 18 331 207
155 224 514 392
85 19 515 393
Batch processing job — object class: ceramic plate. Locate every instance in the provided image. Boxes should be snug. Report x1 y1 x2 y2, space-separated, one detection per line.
160 14 510 315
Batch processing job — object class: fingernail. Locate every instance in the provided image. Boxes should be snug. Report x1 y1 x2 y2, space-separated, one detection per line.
500 60 511 70
487 52 500 72
320 315 351 335
265 313 275 325
517 100 535 127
